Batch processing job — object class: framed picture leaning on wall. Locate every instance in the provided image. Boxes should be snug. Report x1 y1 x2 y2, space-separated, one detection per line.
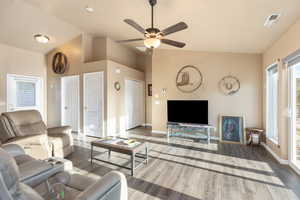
219 115 245 144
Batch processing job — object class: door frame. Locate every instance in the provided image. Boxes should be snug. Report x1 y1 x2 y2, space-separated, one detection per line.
124 78 145 130
61 75 80 132
83 71 104 137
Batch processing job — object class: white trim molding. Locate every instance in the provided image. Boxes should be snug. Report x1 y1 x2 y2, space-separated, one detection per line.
151 130 167 134
289 162 300 176
143 123 152 127
261 142 289 165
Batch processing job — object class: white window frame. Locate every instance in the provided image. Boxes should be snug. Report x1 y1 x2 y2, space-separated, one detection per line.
7 74 43 117
266 64 279 144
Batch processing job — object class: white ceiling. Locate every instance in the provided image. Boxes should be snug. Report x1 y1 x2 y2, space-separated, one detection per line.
0 0 81 53
2 0 300 53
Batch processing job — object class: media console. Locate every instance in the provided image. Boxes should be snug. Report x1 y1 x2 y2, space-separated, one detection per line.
167 122 215 144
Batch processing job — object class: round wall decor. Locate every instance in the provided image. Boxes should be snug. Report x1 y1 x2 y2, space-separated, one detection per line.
52 52 68 74
114 81 121 91
176 65 203 93
219 75 240 95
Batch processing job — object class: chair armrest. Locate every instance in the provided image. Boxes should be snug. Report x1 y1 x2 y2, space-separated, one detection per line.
76 171 128 200
1 143 25 157
47 126 72 135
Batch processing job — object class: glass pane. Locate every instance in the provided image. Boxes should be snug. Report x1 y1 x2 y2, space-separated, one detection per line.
16 81 36 107
267 65 278 142
296 77 300 165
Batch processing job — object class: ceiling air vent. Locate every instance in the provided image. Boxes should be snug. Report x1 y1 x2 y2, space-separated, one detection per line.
264 14 281 28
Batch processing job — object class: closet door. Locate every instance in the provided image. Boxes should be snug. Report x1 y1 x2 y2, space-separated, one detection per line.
125 79 145 130
83 72 104 137
61 75 80 132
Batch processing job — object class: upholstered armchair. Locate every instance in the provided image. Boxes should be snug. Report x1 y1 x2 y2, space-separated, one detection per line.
0 110 73 159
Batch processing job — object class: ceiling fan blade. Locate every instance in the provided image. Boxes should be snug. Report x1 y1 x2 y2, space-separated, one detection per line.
161 22 188 36
161 39 186 48
117 38 144 43
124 19 146 34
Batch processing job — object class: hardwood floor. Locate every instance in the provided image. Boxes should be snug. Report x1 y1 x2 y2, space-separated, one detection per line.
69 127 300 200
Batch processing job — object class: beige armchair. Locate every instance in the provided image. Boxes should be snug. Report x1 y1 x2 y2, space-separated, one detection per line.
0 110 73 159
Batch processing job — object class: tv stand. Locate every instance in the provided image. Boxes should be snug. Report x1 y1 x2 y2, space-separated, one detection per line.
167 122 215 144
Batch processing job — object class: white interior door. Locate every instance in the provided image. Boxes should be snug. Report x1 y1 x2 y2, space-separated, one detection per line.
7 74 44 118
125 79 145 130
61 75 80 132
83 72 104 137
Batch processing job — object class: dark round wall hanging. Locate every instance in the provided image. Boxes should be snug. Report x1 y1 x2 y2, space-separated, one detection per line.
114 81 121 91
176 65 203 93
52 52 68 74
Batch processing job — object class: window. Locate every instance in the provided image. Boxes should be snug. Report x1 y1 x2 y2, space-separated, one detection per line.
7 74 43 117
16 81 36 107
266 64 279 143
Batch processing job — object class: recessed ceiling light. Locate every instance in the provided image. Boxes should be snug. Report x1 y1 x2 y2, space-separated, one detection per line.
85 6 94 13
34 34 50 44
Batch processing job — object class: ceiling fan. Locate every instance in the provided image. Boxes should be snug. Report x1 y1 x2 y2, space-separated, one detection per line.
118 0 188 49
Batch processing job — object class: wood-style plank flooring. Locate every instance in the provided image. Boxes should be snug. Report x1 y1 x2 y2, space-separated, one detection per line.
68 127 300 200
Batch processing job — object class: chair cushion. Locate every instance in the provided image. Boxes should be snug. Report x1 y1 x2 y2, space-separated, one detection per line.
6 134 51 160
2 110 47 137
14 154 36 166
0 115 16 142
49 134 71 148
17 183 43 200
0 148 19 192
17 122 47 136
18 160 53 183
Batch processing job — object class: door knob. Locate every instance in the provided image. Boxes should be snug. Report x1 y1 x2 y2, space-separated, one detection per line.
64 106 68 110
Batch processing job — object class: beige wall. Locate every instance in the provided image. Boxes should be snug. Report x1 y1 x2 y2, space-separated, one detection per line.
47 35 108 133
152 49 262 136
262 17 300 160
137 54 152 125
82 34 141 70
47 36 83 127
106 38 139 70
106 60 144 135
46 34 146 136
0 43 47 119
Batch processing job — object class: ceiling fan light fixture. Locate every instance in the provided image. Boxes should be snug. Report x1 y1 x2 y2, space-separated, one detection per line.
144 38 160 48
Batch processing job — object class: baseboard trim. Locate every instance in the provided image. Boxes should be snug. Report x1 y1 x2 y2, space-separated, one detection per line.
261 142 289 165
143 123 152 127
151 130 167 134
210 136 219 141
289 162 300 176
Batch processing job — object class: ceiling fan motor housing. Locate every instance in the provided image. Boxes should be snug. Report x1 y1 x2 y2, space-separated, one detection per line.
149 0 157 6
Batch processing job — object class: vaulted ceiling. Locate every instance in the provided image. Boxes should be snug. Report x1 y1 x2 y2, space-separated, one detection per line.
2 0 300 53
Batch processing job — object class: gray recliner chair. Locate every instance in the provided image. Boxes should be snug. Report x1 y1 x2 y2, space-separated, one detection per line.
0 110 73 159
0 147 128 200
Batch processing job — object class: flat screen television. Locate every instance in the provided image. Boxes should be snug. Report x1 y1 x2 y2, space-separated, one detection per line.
167 100 208 124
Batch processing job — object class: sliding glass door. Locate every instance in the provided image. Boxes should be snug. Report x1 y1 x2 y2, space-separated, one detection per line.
289 64 300 168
